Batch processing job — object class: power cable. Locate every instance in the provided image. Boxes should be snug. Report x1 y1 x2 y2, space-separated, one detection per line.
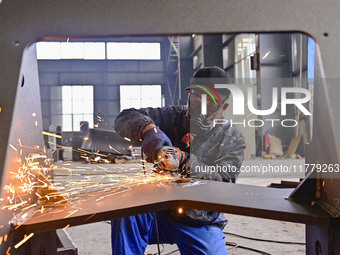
141 148 160 255
224 231 305 245
163 242 272 255
226 241 271 255
153 212 161 255
163 249 179 255
145 244 164 255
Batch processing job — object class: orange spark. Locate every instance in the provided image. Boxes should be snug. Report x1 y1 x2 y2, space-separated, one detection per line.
82 213 96 223
14 233 34 249
15 223 24 230
65 209 78 218
42 131 62 139
9 144 17 151
63 224 70 230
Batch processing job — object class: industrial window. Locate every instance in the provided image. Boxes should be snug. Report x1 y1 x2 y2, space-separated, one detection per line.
36 42 160 60
61 85 94 131
120 85 162 111
36 42 106 60
107 43 161 60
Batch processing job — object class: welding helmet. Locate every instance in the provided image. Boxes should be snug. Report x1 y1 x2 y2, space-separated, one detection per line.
186 66 231 136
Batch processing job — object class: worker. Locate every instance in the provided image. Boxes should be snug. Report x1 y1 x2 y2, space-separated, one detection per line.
111 66 246 255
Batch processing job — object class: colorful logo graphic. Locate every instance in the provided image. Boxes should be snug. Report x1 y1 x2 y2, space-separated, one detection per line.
201 84 312 116
195 84 222 115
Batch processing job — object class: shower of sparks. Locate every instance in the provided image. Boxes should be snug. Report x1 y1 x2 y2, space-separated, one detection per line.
50 162 173 205
0 139 175 251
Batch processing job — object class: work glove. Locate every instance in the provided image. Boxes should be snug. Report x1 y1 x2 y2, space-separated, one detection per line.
142 126 172 162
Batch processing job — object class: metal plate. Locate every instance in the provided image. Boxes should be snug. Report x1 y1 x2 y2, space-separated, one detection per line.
19 181 332 234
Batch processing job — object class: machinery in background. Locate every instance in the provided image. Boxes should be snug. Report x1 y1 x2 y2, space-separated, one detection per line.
43 123 142 164
78 128 141 163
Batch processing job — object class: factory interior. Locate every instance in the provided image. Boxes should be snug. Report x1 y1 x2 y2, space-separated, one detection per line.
38 33 313 162
1 1 340 252
26 33 314 254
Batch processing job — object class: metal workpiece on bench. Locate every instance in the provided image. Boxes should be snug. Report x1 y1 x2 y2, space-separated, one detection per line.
18 180 332 234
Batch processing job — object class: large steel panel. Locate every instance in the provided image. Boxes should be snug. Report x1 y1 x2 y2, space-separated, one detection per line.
19 181 332 234
1 1 340 254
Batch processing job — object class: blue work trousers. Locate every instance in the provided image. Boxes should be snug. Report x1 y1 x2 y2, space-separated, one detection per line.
111 211 228 255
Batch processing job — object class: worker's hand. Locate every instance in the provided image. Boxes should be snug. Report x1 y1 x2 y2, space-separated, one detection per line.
142 126 172 162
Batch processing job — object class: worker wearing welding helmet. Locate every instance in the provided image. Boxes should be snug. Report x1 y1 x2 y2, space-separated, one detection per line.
112 66 245 255
186 67 231 138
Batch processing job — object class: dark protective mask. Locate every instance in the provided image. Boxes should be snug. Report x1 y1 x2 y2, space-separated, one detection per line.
187 96 229 137
188 107 212 136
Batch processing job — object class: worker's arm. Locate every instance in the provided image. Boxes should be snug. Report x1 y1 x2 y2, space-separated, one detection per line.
114 106 188 161
183 127 245 182
114 108 156 141
114 106 187 141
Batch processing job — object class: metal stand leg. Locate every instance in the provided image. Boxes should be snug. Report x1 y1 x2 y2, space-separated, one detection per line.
306 225 340 255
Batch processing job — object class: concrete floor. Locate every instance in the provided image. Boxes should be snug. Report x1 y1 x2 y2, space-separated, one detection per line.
63 158 306 255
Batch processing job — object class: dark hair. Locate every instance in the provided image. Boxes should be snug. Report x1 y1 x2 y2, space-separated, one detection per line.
194 66 230 80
